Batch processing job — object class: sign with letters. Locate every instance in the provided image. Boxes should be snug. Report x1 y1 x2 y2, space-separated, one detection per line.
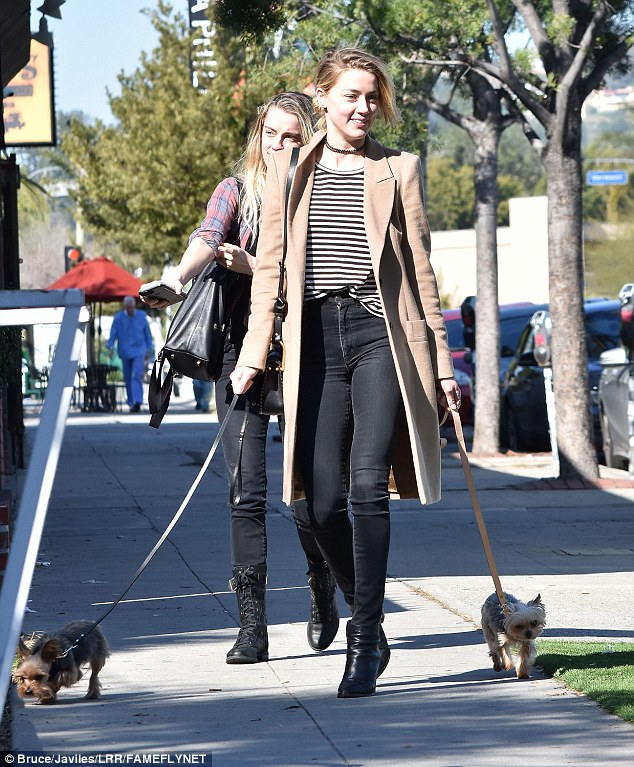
586 169 629 186
3 38 56 147
188 0 216 91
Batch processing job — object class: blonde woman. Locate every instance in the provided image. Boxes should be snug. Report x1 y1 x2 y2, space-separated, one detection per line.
231 50 460 697
141 93 340 665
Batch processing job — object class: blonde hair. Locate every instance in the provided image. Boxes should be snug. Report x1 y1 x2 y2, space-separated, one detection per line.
235 92 315 240
313 47 399 131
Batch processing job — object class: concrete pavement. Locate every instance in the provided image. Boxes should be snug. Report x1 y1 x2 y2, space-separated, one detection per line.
7 388 634 764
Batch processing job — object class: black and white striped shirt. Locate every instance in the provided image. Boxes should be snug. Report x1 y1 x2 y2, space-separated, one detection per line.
304 163 383 317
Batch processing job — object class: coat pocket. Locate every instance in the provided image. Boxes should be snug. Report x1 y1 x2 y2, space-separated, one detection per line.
406 319 429 344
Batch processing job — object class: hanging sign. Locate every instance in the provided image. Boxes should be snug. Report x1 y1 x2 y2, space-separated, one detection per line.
188 1 216 91
3 38 56 147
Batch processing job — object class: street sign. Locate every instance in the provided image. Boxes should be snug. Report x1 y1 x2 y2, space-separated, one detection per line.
586 169 629 186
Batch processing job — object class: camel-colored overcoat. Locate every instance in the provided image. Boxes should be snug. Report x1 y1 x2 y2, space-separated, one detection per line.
237 131 455 506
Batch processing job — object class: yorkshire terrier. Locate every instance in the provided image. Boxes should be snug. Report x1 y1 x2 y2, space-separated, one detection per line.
13 620 110 704
481 592 546 679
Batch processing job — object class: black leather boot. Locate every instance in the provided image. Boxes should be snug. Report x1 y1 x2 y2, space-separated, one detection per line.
337 512 390 697
378 619 391 677
226 565 269 664
343 597 390 678
337 620 381 698
306 562 340 651
312 517 356 604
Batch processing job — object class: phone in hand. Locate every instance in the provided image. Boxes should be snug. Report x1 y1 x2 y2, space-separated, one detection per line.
139 281 187 306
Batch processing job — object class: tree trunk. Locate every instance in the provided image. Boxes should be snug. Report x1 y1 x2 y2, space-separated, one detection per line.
543 107 599 479
472 126 501 454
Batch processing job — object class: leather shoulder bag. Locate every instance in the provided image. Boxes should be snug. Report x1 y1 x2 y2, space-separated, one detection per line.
148 262 247 428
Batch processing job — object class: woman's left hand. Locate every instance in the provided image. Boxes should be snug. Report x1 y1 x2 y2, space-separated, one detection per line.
437 377 461 412
217 244 255 275
230 366 260 395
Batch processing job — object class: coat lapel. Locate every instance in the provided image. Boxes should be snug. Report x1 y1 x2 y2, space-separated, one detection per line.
284 132 324 296
364 137 396 274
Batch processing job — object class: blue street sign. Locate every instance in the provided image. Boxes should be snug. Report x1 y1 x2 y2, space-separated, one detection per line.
586 169 629 186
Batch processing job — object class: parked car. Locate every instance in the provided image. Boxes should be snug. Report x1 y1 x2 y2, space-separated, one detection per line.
501 298 622 453
597 283 634 472
597 346 631 470
442 308 473 424
442 302 541 425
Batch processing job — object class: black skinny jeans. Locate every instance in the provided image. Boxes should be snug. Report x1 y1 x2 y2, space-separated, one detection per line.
294 295 402 627
215 343 325 570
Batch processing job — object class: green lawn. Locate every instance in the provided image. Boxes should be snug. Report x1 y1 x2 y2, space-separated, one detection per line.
536 640 634 725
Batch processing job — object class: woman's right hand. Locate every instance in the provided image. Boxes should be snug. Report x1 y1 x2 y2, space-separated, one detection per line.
230 366 260 394
139 277 185 310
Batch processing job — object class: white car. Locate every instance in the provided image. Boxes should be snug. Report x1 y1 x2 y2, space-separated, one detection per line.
598 346 631 471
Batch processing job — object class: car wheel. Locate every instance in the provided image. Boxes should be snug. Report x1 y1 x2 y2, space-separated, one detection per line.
506 406 523 453
600 410 628 470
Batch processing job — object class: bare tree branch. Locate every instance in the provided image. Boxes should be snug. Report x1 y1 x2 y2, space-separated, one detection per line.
583 34 634 97
418 93 476 133
512 0 557 72
505 96 546 158
560 0 611 93
486 0 515 77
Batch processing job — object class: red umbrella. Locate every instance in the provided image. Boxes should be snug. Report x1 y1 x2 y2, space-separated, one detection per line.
45 255 143 301
46 257 145 366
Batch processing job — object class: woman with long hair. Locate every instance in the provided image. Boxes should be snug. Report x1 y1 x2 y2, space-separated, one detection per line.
141 92 340 665
231 50 461 697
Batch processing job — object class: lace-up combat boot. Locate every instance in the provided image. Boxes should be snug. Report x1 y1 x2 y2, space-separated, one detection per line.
226 565 268 664
307 562 340 651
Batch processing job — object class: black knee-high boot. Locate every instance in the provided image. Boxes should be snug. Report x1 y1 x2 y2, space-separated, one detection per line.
311 516 356 606
338 513 390 698
226 565 268 664
295 523 340 651
309 516 390 673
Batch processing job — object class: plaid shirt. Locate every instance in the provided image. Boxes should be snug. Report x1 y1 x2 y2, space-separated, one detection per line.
189 176 253 252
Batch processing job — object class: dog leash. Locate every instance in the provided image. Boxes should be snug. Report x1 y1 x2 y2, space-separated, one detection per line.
443 407 510 615
55 393 242 658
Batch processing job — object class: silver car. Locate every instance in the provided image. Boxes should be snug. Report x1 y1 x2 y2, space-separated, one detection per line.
598 346 631 471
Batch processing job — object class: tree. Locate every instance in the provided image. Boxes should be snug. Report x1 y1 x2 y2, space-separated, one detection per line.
60 2 253 274
445 0 634 479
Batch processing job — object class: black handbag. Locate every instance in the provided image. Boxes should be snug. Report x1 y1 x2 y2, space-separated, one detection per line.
258 147 299 416
148 262 246 428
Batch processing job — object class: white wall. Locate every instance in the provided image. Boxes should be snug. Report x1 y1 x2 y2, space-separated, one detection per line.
431 196 549 307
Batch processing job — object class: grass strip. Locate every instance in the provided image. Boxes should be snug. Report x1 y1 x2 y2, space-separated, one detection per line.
536 640 634 725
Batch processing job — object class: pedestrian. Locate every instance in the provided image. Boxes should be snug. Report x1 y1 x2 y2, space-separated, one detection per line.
192 379 212 413
140 92 339 665
107 296 154 413
230 48 461 698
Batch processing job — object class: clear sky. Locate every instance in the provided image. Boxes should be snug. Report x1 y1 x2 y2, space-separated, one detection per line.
33 0 162 123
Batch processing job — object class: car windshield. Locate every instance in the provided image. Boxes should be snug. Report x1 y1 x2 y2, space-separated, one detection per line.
586 311 621 358
500 314 536 356
444 317 464 350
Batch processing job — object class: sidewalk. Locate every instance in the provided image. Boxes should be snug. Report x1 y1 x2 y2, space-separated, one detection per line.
8 392 634 764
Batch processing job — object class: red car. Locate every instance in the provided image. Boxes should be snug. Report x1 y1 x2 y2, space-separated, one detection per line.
442 302 537 427
442 308 473 424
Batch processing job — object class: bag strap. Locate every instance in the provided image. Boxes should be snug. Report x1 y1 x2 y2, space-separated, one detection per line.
148 356 175 429
273 147 300 328
229 408 249 505
54 394 242 658
448 408 510 614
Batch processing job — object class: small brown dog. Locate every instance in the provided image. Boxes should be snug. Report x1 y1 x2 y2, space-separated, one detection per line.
481 592 546 679
13 620 110 704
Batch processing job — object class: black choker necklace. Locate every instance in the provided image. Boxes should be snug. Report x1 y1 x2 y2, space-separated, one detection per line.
324 139 365 155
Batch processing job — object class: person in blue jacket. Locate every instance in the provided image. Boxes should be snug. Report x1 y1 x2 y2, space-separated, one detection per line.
107 296 154 412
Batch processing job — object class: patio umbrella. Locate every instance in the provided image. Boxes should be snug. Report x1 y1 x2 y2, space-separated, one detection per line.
45 255 143 302
46 256 144 365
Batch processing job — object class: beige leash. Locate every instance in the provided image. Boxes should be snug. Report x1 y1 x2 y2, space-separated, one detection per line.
443 408 510 614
